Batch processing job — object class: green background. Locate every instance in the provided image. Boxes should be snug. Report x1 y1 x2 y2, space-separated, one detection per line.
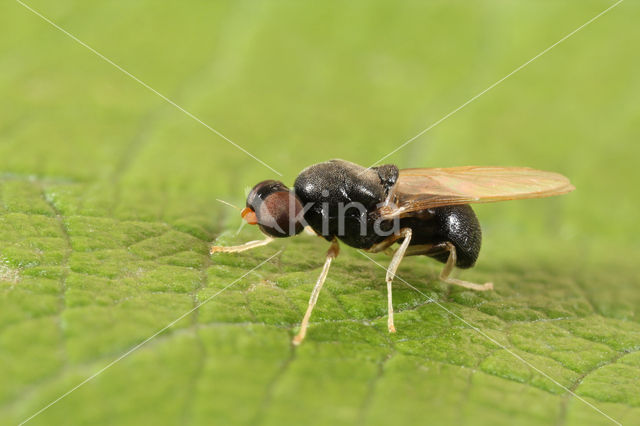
1 0 639 425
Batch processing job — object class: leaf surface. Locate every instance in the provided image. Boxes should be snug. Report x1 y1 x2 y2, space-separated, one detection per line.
1 1 639 425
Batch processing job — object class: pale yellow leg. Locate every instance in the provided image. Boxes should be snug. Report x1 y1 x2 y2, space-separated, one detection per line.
292 239 340 345
366 233 403 254
439 242 493 291
210 236 274 254
402 244 435 256
385 228 412 333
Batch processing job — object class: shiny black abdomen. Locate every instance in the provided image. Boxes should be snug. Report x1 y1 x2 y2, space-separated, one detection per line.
400 205 482 268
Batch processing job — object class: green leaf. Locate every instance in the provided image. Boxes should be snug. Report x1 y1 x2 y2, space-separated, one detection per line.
1 1 639 425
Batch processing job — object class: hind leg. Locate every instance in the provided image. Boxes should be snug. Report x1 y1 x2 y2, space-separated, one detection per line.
427 242 493 291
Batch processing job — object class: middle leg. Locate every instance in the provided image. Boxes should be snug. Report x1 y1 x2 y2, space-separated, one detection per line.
385 227 413 333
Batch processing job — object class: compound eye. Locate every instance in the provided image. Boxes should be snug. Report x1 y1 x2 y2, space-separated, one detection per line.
256 191 304 238
246 180 288 209
245 180 304 237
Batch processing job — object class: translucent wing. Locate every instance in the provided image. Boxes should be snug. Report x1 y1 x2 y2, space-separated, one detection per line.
383 166 575 218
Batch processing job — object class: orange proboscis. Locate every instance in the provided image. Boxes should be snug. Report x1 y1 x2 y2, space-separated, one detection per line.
241 207 258 225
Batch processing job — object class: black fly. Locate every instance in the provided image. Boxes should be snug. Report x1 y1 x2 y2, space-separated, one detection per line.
211 159 574 344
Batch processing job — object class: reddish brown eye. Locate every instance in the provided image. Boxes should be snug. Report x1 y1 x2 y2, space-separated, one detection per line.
245 180 304 238
257 191 304 237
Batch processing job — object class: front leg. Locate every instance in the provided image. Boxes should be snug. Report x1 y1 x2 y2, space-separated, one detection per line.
210 236 274 254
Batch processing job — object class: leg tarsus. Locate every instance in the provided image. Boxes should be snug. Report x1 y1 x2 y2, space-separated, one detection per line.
210 236 274 254
438 242 493 291
292 239 339 345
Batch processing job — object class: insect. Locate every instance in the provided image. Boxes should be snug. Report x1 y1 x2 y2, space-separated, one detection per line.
211 159 574 345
